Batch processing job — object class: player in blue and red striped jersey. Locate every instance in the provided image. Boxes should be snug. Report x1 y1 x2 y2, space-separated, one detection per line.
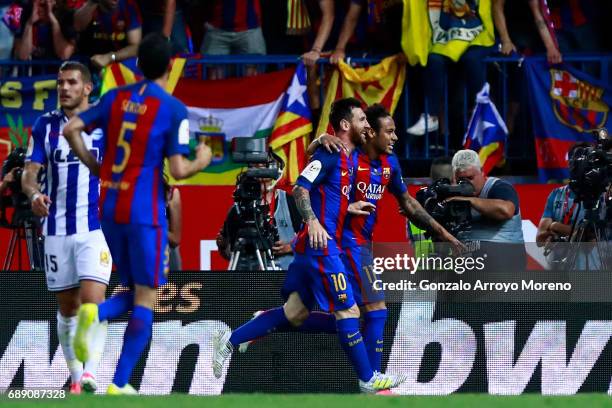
64 33 212 395
212 98 405 393
340 104 461 373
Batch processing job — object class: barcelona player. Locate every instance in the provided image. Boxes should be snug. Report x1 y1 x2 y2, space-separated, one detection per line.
212 98 405 393
63 33 212 395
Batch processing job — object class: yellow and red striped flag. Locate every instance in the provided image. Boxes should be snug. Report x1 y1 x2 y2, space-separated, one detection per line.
100 57 186 95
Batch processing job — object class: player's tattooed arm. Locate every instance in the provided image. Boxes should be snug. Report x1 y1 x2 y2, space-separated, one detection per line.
293 185 316 222
293 185 331 249
398 192 440 234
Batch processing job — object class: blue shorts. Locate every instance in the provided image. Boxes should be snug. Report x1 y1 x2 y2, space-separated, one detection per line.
102 221 169 288
342 245 385 305
282 253 355 313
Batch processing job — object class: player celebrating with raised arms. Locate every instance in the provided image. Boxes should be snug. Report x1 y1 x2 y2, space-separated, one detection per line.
64 33 212 395
22 61 111 394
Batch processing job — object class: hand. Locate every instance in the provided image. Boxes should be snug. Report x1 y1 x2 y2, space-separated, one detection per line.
546 47 562 65
272 240 292 256
31 193 52 217
194 141 212 170
439 230 467 255
45 0 58 23
317 133 348 153
500 40 516 55
29 1 42 24
90 53 113 69
330 49 345 65
302 50 321 67
348 200 376 216
307 218 331 250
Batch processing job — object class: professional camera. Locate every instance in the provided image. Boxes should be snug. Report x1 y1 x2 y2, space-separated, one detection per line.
1 147 44 271
416 178 475 239
228 137 282 270
568 128 612 209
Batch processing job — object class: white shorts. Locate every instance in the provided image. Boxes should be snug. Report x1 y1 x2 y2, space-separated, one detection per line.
44 229 112 292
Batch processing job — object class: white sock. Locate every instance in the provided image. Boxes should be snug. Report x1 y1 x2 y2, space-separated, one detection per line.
84 321 108 376
57 311 83 384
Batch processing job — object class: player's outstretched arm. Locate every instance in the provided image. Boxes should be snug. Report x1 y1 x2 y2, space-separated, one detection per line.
63 116 100 176
168 141 212 180
397 191 464 251
293 185 331 249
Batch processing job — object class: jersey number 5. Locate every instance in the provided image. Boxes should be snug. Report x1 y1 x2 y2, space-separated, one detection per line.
112 121 137 174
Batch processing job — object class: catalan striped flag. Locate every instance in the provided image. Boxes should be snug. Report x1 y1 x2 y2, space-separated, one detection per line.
463 83 508 175
269 62 313 189
286 0 311 35
99 57 186 96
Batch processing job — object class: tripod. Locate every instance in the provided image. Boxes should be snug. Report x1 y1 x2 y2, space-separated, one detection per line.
561 203 610 271
228 226 277 271
2 214 44 271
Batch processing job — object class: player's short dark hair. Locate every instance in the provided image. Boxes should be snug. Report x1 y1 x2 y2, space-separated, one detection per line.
59 61 92 84
365 104 391 134
138 33 172 80
329 97 362 132
568 142 592 161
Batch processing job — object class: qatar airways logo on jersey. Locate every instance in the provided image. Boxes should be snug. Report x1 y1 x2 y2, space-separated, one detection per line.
356 182 385 201
341 184 352 198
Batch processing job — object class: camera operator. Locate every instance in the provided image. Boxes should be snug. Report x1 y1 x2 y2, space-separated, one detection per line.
448 149 526 269
216 159 301 270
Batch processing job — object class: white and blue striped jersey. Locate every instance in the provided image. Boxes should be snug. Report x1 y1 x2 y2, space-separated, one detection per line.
26 109 104 236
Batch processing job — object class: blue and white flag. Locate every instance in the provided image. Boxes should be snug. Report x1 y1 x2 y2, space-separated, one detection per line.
463 83 508 175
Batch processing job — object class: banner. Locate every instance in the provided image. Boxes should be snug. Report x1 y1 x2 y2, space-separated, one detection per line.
171 69 294 185
316 55 406 136
525 59 611 182
2 272 612 394
0 75 57 162
401 0 495 66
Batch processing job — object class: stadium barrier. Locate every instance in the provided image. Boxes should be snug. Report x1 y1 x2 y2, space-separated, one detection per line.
2 271 612 395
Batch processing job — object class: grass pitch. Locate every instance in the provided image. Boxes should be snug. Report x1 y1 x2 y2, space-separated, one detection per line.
2 393 612 408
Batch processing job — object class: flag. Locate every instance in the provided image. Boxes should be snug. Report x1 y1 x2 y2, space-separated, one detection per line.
524 59 611 182
316 55 406 136
99 57 186 95
172 69 294 185
401 0 495 66
269 62 313 190
286 0 311 35
463 83 508 175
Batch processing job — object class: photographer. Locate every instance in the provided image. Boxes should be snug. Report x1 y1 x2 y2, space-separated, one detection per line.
216 160 301 270
448 149 526 268
537 142 602 270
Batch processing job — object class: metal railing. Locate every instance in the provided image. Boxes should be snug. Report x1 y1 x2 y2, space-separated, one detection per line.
2 53 611 165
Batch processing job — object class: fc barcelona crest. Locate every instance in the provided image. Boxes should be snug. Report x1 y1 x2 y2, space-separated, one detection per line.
549 69 608 132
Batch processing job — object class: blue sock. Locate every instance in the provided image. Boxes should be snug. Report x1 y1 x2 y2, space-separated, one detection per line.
363 309 388 372
278 311 336 333
112 305 153 387
229 307 289 347
336 317 373 382
98 291 134 322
